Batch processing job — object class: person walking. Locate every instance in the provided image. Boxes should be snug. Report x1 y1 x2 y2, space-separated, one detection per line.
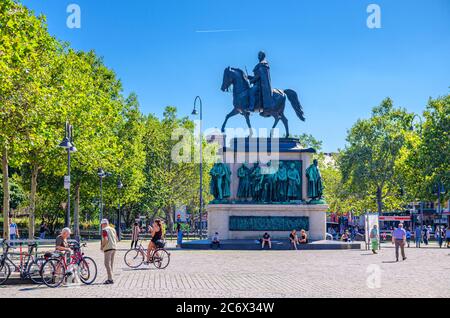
100 219 118 285
131 222 140 249
423 226 429 246
176 223 183 248
415 226 422 248
392 223 407 262
446 227 450 248
435 226 443 248
370 224 379 254
405 228 411 248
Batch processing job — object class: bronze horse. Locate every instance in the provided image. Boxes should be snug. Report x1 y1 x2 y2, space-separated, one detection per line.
220 67 305 136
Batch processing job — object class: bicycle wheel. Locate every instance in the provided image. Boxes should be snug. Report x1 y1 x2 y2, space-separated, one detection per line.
153 249 170 270
41 258 66 288
124 249 144 268
28 258 45 284
0 261 11 285
78 256 97 285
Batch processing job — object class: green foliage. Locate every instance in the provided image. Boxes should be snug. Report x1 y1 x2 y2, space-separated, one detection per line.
398 95 450 202
339 98 414 213
0 174 26 210
139 107 215 229
1 0 447 234
0 1 211 236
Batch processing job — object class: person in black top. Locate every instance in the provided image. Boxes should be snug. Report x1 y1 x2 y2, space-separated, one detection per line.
299 229 308 244
146 219 163 263
261 232 272 249
39 222 48 240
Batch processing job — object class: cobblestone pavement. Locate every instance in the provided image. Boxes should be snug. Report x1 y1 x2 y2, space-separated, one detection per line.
1 241 449 298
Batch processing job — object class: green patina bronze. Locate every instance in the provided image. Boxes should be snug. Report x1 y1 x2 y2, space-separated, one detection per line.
250 162 264 202
229 216 310 232
213 160 304 204
305 159 325 204
237 162 251 199
287 162 302 201
210 162 232 201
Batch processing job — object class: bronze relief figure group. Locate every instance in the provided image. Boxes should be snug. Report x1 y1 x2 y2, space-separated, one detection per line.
210 160 324 204
237 161 302 204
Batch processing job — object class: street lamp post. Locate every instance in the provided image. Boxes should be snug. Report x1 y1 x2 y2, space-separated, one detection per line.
117 178 123 241
59 122 77 230
97 168 111 235
435 182 446 229
410 114 424 247
192 96 203 239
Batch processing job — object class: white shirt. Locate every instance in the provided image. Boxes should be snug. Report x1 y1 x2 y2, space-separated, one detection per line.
10 223 17 235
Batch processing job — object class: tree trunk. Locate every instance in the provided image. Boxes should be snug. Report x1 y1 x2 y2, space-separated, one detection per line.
165 206 174 238
74 181 81 241
2 146 10 239
376 186 383 215
28 163 39 239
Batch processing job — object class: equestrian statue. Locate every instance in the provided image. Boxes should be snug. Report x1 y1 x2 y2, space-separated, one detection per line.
220 51 305 137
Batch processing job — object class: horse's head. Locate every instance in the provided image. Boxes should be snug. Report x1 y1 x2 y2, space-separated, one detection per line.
221 67 233 92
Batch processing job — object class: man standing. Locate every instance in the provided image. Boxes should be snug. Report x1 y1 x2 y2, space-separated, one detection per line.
248 51 273 112
100 219 118 285
9 218 19 245
392 223 407 262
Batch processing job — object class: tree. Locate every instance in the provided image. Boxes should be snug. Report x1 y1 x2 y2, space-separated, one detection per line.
399 94 450 204
418 95 449 201
0 0 60 237
140 107 214 232
339 98 413 214
102 93 146 229
60 50 124 238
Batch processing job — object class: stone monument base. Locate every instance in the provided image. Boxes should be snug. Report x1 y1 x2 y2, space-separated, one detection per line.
207 204 327 241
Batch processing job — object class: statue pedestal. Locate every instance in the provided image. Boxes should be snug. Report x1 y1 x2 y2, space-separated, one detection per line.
207 204 327 241
222 137 316 202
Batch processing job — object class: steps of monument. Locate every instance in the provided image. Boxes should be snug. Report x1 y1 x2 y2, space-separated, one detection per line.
181 239 362 251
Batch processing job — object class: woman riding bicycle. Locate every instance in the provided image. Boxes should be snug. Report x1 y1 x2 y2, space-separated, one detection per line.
146 219 163 263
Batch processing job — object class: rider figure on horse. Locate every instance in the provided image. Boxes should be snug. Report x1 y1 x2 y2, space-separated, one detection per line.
248 51 274 113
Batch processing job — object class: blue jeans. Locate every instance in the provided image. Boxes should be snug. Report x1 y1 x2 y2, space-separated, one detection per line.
39 232 46 239
415 238 420 247
10 234 17 246
177 231 183 246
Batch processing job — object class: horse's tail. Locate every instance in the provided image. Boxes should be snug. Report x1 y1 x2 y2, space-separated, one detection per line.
284 89 305 122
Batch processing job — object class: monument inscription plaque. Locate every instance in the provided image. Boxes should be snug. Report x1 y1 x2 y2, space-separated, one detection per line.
229 216 310 232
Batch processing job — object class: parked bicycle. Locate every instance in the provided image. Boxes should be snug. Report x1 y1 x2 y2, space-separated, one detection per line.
124 240 170 270
0 240 45 285
41 242 97 288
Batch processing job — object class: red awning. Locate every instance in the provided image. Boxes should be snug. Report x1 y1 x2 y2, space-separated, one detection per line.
379 216 411 221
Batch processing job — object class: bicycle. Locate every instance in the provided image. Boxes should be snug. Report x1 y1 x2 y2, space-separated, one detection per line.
124 240 170 270
0 240 45 285
40 242 97 288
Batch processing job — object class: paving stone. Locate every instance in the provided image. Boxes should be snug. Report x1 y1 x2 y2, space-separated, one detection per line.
0 241 449 298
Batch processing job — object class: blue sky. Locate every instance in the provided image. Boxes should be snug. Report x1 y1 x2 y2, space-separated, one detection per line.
22 0 450 151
